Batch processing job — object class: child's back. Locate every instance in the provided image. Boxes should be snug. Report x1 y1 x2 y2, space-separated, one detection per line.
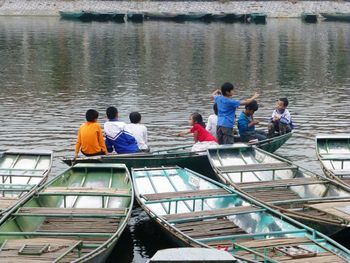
104 107 139 154
75 109 107 158
124 112 149 152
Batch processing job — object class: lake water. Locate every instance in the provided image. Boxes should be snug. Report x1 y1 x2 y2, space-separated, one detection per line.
0 17 349 262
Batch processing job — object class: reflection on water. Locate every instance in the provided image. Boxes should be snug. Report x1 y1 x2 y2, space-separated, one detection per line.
0 17 349 262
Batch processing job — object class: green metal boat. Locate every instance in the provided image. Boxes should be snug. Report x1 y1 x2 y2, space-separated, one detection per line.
62 133 292 180
0 163 133 262
208 145 350 236
0 149 53 216
132 166 350 262
321 12 350 22
316 134 350 187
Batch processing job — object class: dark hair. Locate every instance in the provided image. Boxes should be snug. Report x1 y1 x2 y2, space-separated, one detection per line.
129 112 141 124
245 100 259 111
85 109 99 122
213 103 218 115
106 106 118 120
191 112 205 128
221 82 234 96
279 98 289 107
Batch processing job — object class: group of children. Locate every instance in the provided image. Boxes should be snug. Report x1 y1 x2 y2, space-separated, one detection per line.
75 107 149 159
177 82 293 151
75 82 293 157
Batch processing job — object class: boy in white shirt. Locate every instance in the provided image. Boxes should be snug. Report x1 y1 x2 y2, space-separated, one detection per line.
268 98 294 137
125 112 150 152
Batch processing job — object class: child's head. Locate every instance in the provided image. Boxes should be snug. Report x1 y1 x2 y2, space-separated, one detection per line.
85 109 99 122
106 106 118 120
221 82 235 97
276 98 289 110
129 112 141 124
189 112 205 128
245 100 259 116
213 103 218 115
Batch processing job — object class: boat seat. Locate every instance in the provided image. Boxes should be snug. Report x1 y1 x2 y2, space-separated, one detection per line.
236 237 311 249
164 206 262 222
141 188 230 201
237 177 326 189
41 187 131 197
0 197 18 210
321 154 350 161
332 170 350 176
16 207 127 217
217 162 296 173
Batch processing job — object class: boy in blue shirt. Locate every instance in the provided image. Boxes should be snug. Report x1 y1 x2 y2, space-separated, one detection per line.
211 82 259 144
238 100 267 142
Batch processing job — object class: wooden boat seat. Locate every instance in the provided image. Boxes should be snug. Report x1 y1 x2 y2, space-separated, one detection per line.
321 154 350 161
304 201 350 221
246 188 300 202
164 206 262 222
141 188 230 201
41 187 131 197
236 237 311 248
237 177 326 189
174 218 247 239
217 162 297 173
16 207 127 217
0 197 18 210
0 238 82 262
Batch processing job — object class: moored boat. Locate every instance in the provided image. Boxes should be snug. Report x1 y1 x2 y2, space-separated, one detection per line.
208 145 350 236
321 12 350 22
316 134 350 186
249 13 267 24
59 11 93 22
62 133 292 180
0 149 53 215
301 13 318 23
0 163 133 262
144 12 179 21
132 166 350 262
127 12 144 22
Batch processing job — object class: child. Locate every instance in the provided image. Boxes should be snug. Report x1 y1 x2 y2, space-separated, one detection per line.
268 98 293 137
75 109 107 159
104 107 139 154
237 100 267 142
177 112 218 152
124 112 150 152
206 103 218 138
211 82 259 145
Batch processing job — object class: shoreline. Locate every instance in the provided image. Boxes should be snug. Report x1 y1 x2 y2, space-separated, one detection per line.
0 1 349 18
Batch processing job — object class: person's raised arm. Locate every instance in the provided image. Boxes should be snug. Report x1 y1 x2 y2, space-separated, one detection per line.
210 89 221 100
240 92 260 106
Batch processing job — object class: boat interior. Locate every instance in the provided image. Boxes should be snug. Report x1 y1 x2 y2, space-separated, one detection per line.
0 164 132 262
133 167 350 262
208 146 350 228
0 151 52 213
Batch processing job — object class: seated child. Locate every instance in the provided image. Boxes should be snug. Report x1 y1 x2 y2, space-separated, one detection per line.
75 109 107 158
206 103 218 139
124 112 150 152
177 112 218 152
237 100 267 142
268 98 294 137
104 107 139 154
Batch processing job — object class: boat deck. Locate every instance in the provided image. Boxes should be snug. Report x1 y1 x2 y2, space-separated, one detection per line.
0 197 18 211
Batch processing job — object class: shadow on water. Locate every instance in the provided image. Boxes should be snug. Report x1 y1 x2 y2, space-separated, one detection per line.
107 205 175 263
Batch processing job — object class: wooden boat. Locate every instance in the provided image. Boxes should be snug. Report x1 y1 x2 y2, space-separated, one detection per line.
59 11 93 22
316 134 350 187
321 12 350 22
301 13 318 23
0 149 53 215
132 166 350 262
207 145 350 236
211 13 238 23
0 163 133 262
174 12 209 22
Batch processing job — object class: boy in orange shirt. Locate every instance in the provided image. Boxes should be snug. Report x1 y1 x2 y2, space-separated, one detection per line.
75 109 107 159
